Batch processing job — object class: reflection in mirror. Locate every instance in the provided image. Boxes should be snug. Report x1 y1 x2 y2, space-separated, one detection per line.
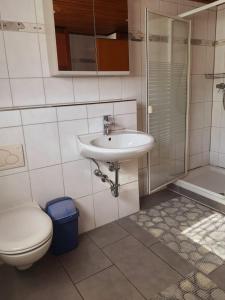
53 0 97 71
95 0 129 71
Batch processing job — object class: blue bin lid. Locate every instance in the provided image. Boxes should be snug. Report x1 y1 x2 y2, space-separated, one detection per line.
46 197 77 221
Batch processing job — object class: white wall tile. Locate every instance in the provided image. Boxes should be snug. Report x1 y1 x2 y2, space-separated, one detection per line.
203 127 211 152
30 165 64 209
58 119 88 162
207 11 216 41
190 102 204 129
141 0 159 13
44 78 74 104
99 77 122 101
216 8 225 40
159 0 178 15
214 46 225 74
0 0 36 23
76 195 95 233
21 107 57 125
57 105 87 121
122 77 141 101
11 79 45 106
219 129 225 153
0 172 32 211
38 34 50 77
63 160 92 198
0 32 8 78
24 123 61 169
0 110 21 128
192 11 208 40
93 189 118 227
114 101 137 115
4 32 42 78
189 153 202 170
212 102 222 127
204 102 212 128
74 78 99 103
114 114 137 131
211 127 220 152
189 129 203 155
118 181 139 218
210 151 219 166
0 79 12 108
87 103 113 118
191 46 206 75
35 0 45 24
88 117 103 133
218 153 225 168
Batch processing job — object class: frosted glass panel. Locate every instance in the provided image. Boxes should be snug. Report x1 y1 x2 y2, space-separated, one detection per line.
147 12 190 191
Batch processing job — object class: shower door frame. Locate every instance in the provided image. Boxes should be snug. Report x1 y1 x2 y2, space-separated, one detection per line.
146 10 191 194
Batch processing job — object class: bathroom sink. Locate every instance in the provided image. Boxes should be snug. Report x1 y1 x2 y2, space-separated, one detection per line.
77 130 154 162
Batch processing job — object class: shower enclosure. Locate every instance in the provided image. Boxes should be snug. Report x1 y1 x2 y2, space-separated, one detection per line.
146 11 191 192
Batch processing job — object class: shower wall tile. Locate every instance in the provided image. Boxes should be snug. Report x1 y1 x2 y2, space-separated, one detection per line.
210 4 225 168
0 80 12 108
0 101 139 229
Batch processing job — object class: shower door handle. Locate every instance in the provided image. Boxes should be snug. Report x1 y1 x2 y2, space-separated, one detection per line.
148 105 153 114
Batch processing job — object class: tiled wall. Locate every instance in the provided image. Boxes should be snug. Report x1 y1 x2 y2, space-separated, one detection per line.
188 8 215 170
0 0 217 217
210 4 225 167
0 100 139 233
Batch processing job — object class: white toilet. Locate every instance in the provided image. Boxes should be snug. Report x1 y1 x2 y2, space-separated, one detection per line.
0 202 53 270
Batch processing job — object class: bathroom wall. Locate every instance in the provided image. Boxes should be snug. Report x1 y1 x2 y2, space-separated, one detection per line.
210 4 225 168
188 8 215 170
0 101 139 233
0 0 217 219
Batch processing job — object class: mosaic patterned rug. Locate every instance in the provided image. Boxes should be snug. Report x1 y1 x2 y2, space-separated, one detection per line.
152 272 225 300
130 197 225 275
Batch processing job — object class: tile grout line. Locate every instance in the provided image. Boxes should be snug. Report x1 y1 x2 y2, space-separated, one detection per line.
56 257 85 300
116 220 186 278
88 233 148 300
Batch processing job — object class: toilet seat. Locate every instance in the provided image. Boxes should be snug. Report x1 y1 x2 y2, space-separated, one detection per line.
0 206 52 255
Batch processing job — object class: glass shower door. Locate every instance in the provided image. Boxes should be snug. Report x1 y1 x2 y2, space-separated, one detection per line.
147 11 190 192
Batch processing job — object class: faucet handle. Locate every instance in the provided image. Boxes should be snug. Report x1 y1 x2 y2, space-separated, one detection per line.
103 115 114 124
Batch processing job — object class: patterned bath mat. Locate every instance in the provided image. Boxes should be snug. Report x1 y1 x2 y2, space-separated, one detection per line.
130 197 225 274
152 272 225 300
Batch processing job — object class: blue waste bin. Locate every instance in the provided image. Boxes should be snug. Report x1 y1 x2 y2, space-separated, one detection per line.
46 197 79 255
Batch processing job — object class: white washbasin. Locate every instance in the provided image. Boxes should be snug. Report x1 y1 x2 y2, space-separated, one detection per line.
77 130 154 162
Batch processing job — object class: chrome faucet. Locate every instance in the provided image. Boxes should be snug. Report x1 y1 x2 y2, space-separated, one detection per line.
103 115 113 135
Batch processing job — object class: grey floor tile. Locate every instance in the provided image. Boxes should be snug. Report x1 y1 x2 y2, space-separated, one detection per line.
88 222 129 248
209 264 225 290
117 217 158 247
59 235 112 283
76 266 145 300
151 242 195 276
103 236 181 299
141 189 178 210
0 254 81 300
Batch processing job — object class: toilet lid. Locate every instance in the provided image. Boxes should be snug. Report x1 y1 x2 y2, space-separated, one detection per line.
0 206 52 254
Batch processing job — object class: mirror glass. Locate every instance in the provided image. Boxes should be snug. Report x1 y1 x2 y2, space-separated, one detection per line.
52 0 129 73
53 0 97 71
95 0 129 71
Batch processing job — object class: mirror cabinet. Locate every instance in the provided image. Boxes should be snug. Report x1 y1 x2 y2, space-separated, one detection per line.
43 0 129 76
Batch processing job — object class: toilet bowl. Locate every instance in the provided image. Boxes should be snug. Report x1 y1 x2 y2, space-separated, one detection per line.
0 203 53 270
